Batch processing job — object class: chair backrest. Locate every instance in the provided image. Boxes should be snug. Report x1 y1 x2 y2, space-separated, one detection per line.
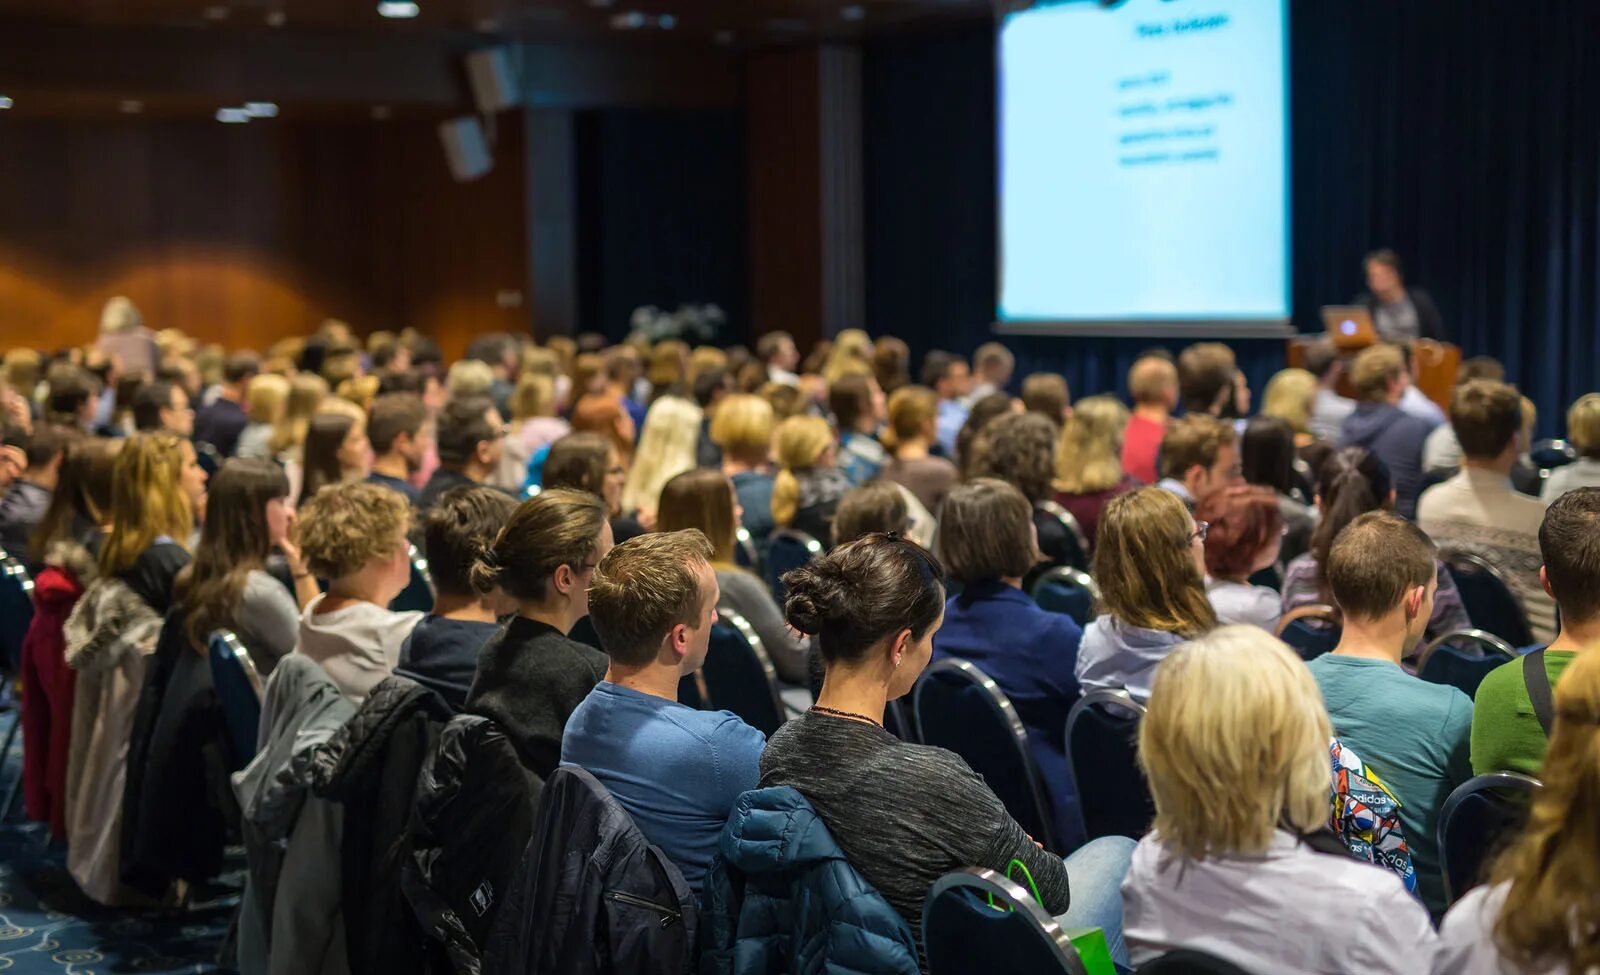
734 526 761 574
1274 604 1341 661
1034 500 1090 571
1137 949 1255 974
207 629 264 768
699 610 787 737
764 528 823 605
1440 550 1534 648
1438 771 1542 906
390 543 437 613
1065 689 1153 841
1416 629 1516 699
1529 438 1577 472
1029 566 1099 628
195 440 223 478
0 549 34 671
922 868 1089 975
883 697 917 743
914 659 1058 851
1419 467 1454 498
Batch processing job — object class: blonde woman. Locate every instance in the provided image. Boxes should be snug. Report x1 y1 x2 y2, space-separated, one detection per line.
496 371 571 492
1052 394 1137 547
620 395 702 524
1075 487 1215 701
236 372 289 460
821 328 872 385
446 359 495 400
880 385 959 514
1542 392 1600 500
1124 626 1437 973
336 374 380 413
712 394 777 542
771 414 851 544
1260 367 1319 447
271 373 329 460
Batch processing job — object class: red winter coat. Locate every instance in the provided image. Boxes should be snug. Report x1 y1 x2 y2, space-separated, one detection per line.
21 551 90 838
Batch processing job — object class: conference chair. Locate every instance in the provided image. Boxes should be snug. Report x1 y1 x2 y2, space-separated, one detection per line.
1033 501 1091 571
1029 566 1099 627
883 698 917 743
1137 950 1254 974
764 528 823 605
1440 550 1534 648
1418 467 1455 498
196 440 223 479
922 868 1090 975
698 609 788 737
914 659 1059 852
1416 629 1516 699
0 549 34 673
208 630 265 769
389 544 436 614
1065 689 1154 841
1438 771 1541 906
734 526 761 575
677 670 709 711
1528 438 1577 473
1274 604 1341 661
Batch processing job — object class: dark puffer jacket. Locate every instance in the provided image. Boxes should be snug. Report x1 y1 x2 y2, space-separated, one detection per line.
404 714 541 974
313 675 454 975
698 787 918 975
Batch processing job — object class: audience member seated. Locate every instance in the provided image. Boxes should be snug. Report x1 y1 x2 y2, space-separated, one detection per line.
620 395 701 527
830 372 888 486
832 481 910 547
272 373 328 471
970 411 1080 569
871 335 910 395
1302 339 1355 443
1155 414 1242 510
758 329 801 387
1242 415 1317 561
1052 395 1138 549
1418 379 1556 644
952 391 1016 478
771 414 852 544
1020 372 1070 427
1124 625 1438 973
1395 342 1448 428
497 370 569 493
1471 488 1600 777
1339 343 1437 518
193 351 257 457
1076 487 1216 701
419 395 505 511
932 478 1085 848
562 530 765 895
1422 356 1506 472
131 380 195 437
0 423 75 565
1197 485 1285 632
881 385 960 514
1435 647 1600 975
920 350 972 456
465 488 612 779
1306 512 1472 918
967 341 1014 405
692 363 732 469
1282 447 1470 647
1260 367 1318 448
1122 354 1177 485
543 431 644 544
1542 392 1600 500
763 533 1137 966
656 468 810 684
395 486 517 710
365 392 428 504
296 408 371 507
1178 342 1250 421
235 372 287 461
711 393 777 544
290 481 421 703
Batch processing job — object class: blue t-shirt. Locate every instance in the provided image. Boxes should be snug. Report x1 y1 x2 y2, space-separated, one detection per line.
367 471 421 504
560 681 766 894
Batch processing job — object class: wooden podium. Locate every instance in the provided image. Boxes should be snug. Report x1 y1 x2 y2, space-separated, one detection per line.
1286 336 1461 410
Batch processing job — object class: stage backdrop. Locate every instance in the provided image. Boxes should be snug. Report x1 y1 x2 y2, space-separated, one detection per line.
862 0 1600 436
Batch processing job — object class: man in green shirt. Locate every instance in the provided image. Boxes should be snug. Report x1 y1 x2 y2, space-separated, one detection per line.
1471 487 1600 776
1306 512 1472 920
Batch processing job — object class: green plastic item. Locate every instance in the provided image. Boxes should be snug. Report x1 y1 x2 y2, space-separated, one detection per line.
985 860 1116 975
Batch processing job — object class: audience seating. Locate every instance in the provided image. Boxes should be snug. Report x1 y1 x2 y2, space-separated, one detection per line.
1246 563 1282 593
0 549 33 673
922 867 1092 975
694 609 788 737
1029 566 1099 627
1137 950 1254 974
1416 629 1516 698
1419 467 1455 498
1438 771 1542 906
913 658 1059 852
1528 437 1577 473
1274 604 1341 661
764 528 823 605
195 441 223 479
207 630 264 769
1066 689 1153 841
390 544 436 614
1033 501 1091 571
1440 550 1535 648
883 698 917 742
734 526 761 574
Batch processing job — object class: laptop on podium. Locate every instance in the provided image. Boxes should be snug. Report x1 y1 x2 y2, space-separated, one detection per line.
1321 305 1378 350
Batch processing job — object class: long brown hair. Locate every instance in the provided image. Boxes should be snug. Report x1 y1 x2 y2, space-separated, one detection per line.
1092 487 1216 637
656 468 738 568
29 437 122 566
173 459 290 652
98 433 194 578
1489 648 1600 971
299 412 355 506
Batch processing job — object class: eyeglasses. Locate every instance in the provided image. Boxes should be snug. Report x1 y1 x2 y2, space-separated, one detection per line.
1189 521 1210 543
606 465 626 476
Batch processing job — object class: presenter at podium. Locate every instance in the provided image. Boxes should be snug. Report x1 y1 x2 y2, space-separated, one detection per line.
1353 249 1448 343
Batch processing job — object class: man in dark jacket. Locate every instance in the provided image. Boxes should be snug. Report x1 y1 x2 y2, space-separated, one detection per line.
1338 344 1436 518
0 423 75 565
193 351 257 457
1354 248 1448 343
418 395 507 512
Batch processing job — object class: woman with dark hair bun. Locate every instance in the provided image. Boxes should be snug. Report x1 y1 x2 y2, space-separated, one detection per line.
759 533 1136 967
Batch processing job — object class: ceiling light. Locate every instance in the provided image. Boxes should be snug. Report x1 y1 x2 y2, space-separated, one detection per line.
216 107 250 123
841 4 864 21
265 9 286 25
244 101 279 118
0 96 12 110
371 105 393 120
377 1 420 17
203 4 229 20
120 99 144 114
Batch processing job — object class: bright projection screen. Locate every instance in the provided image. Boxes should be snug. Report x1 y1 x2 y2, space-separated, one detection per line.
997 0 1290 335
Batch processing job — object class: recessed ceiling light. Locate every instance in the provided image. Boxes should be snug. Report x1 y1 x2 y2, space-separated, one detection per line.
371 105 393 120
587 0 615 7
244 101 279 118
202 4 229 20
120 99 144 114
841 4 864 21
216 107 250 123
0 96 12 110
377 1 420 18
265 9 286 25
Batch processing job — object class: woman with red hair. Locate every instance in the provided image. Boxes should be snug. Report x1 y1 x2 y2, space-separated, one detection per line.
1195 485 1284 632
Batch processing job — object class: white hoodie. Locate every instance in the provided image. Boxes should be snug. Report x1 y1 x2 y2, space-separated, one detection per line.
292 594 423 705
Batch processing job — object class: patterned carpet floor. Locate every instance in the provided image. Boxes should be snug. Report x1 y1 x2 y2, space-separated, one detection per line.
0 713 235 975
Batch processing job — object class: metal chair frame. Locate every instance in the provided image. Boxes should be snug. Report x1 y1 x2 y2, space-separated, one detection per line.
1437 771 1541 904
922 868 1089 975
1064 689 1149 841
1439 549 1534 646
696 608 788 733
1034 500 1092 566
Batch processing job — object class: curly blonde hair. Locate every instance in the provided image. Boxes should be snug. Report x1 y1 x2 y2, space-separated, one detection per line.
293 480 411 580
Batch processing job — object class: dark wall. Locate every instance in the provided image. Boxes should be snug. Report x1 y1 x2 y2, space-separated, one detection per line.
575 108 749 343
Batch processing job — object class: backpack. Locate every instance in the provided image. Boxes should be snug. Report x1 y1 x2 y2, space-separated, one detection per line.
1328 738 1416 894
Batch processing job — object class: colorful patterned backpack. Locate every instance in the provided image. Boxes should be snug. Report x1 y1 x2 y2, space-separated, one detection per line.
1329 738 1417 895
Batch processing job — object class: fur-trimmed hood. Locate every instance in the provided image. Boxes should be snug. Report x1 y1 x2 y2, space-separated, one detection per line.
63 578 162 674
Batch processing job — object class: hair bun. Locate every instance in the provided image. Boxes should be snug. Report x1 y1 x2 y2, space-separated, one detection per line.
781 562 846 636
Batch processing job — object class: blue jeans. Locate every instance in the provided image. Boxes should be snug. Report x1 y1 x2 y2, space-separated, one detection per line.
1056 835 1137 970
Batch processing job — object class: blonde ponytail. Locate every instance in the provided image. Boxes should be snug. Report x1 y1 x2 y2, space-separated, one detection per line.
769 415 833 528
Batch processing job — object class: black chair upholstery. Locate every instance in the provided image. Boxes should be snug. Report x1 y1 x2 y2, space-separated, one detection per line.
734 526 761 575
207 630 264 769
0 550 33 673
1137 949 1254 974
1419 467 1455 498
699 610 787 737
923 868 1089 975
1030 566 1099 627
1274 605 1341 661
883 698 917 743
1528 438 1577 471
1065 689 1153 841
1441 550 1534 648
1438 771 1541 906
677 671 708 710
1416 629 1516 699
389 544 436 613
764 529 823 605
1033 501 1090 571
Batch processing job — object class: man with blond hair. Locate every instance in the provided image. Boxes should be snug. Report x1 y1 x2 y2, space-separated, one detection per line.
1338 343 1435 517
1122 354 1177 485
